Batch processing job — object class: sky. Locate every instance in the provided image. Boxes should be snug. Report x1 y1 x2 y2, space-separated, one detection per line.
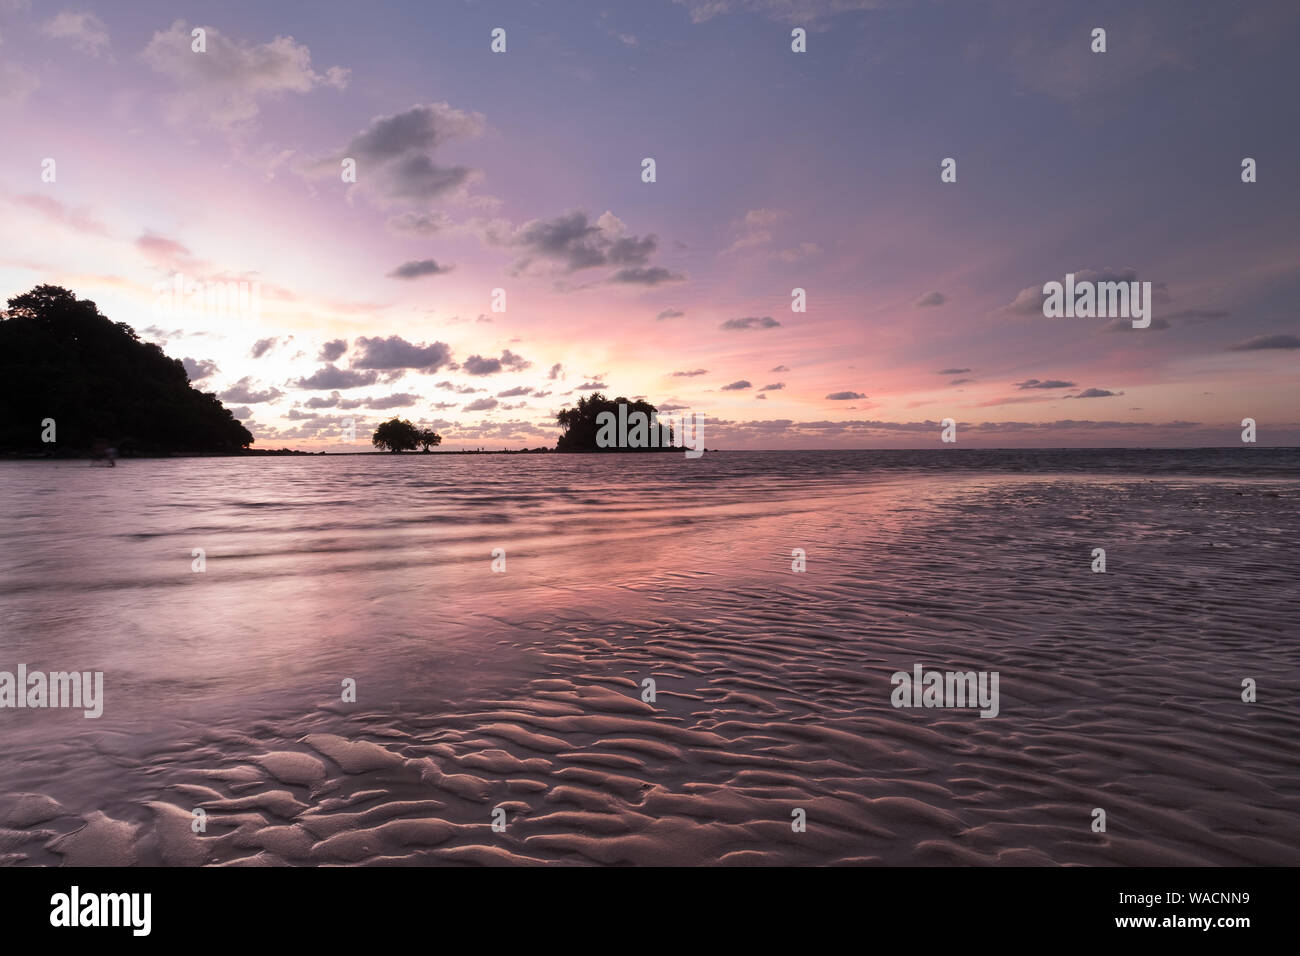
2 0 1298 449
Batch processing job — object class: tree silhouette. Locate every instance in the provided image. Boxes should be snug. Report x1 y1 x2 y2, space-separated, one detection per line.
417 427 442 452
554 392 671 451
372 417 421 452
0 285 253 454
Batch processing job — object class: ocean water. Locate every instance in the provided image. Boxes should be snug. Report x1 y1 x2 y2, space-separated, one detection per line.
1 449 1297 865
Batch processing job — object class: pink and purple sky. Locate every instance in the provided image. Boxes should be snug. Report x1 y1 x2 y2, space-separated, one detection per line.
2 0 1298 449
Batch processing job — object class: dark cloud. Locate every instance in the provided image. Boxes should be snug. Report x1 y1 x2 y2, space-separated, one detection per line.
937 368 970 375
303 390 363 410
463 350 530 375
351 335 453 371
250 337 279 359
318 339 348 362
759 382 785 391
656 308 684 320
826 391 866 400
1015 379 1076 389
609 266 683 285
464 397 498 412
1071 388 1122 398
219 376 284 402
770 364 790 372
721 316 781 330
547 363 564 380
1227 334 1300 351
364 393 420 409
576 381 608 390
387 258 452 279
315 103 484 201
672 369 708 377
294 365 379 390
721 380 752 390
182 357 218 382
914 291 946 307
497 386 532 397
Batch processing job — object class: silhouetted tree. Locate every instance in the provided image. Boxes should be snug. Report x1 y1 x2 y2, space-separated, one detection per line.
0 285 253 454
554 392 672 451
417 427 442 452
372 417 420 452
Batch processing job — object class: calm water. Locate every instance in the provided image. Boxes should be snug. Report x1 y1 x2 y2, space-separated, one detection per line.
1 449 1298 865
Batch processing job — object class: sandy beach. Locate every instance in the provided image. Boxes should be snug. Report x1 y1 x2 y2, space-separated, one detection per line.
1 450 1297 865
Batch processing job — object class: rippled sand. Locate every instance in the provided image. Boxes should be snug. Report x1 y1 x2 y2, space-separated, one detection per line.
1 453 1297 865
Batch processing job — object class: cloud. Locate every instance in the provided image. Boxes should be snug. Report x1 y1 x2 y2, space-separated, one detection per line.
464 397 498 412
386 210 453 237
303 391 362 410
949 378 973 386
11 194 109 236
826 391 866 400
759 382 785 391
387 259 452 279
463 350 530 375
937 368 970 375
219 376 284 402
250 337 279 358
500 350 531 371
226 406 251 419
1002 268 1171 316
674 0 881 26
914 291 946 307
182 357 218 383
497 386 532 397
721 316 781 330
721 380 752 390
318 339 348 362
1226 334 1300 351
547 363 564 380
1015 379 1076 390
576 381 608 390
0 62 38 106
1103 316 1170 331
770 364 790 372
365 393 420 409
351 335 453 371
1070 388 1122 398
610 266 684 285
41 10 111 58
656 308 684 320
672 369 708 377
494 210 673 283
135 232 203 273
142 20 349 132
294 366 378 390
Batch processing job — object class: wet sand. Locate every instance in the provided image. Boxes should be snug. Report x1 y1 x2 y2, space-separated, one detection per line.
1 453 1297 865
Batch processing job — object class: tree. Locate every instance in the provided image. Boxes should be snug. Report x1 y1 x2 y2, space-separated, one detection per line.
372 418 421 452
554 392 670 451
0 284 253 454
417 427 442 452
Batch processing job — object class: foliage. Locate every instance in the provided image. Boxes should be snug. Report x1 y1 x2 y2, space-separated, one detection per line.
0 285 253 454
372 417 422 452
